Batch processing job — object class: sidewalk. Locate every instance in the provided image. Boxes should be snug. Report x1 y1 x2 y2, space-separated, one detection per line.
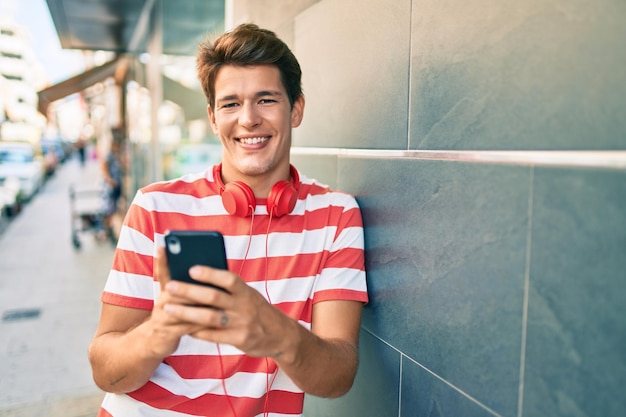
0 157 115 417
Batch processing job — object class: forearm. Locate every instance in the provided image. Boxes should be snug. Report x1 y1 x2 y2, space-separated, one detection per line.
88 321 166 394
274 320 359 398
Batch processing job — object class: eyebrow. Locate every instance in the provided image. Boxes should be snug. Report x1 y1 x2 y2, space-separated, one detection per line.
216 90 285 104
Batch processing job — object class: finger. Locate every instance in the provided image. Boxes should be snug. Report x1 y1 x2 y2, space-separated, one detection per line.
189 265 237 294
165 279 227 309
219 311 229 328
191 328 231 344
163 303 226 328
155 246 172 291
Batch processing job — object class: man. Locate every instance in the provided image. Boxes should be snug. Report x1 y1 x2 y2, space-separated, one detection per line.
88 23 368 417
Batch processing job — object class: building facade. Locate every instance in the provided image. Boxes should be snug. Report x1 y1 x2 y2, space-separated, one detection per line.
0 16 47 143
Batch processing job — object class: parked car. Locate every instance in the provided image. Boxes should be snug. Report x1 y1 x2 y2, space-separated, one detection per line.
0 141 45 201
0 177 20 216
41 142 59 176
41 137 71 164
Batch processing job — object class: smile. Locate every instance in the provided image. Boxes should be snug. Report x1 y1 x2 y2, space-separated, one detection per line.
237 136 270 145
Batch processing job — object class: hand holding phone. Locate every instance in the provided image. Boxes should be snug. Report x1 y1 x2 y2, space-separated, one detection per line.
164 230 228 291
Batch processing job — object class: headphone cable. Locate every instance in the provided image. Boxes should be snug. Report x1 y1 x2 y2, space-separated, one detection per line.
217 209 254 417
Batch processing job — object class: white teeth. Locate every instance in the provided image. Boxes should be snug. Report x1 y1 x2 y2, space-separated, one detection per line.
238 137 269 145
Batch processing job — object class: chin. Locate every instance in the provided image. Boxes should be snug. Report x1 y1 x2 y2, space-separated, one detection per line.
236 161 273 177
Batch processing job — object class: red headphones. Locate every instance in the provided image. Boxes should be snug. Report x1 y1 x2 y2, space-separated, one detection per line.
213 163 300 218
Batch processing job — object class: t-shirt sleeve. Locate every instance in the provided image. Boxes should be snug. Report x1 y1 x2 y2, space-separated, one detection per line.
312 195 368 304
101 190 157 310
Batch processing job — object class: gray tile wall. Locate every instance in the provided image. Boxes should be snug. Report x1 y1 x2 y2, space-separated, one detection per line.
282 0 626 416
524 168 626 417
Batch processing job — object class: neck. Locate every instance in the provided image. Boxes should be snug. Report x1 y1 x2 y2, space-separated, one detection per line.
219 163 292 198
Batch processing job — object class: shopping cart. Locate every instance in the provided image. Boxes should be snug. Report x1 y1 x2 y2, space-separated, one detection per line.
69 183 106 249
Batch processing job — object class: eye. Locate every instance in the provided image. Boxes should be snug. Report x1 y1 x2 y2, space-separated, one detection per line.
258 98 277 105
218 102 239 110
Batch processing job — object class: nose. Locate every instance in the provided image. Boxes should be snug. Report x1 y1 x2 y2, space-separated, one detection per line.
239 102 262 128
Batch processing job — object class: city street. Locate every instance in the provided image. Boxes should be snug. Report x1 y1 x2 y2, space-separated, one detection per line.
0 156 114 416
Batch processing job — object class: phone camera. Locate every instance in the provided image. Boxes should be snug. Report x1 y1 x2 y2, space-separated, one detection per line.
166 236 181 255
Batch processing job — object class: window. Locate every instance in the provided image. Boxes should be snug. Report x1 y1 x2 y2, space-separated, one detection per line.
1 52 22 59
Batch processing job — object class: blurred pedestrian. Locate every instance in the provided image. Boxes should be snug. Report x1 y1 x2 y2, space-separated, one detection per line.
75 137 87 167
99 133 124 241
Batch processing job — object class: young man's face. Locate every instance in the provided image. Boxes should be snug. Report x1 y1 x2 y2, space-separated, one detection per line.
208 64 304 184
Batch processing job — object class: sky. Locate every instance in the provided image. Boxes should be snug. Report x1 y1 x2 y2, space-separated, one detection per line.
12 0 85 84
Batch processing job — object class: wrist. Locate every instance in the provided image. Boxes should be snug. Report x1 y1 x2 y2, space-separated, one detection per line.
272 318 308 367
134 319 175 361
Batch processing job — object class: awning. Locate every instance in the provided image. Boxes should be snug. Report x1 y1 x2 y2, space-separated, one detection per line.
37 55 208 121
162 76 207 121
37 55 127 115
45 0 224 55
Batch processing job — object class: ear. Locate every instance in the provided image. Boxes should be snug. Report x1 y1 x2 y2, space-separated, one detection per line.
207 104 219 135
290 95 305 128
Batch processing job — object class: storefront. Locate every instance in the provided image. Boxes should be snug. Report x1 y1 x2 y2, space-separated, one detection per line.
38 0 225 198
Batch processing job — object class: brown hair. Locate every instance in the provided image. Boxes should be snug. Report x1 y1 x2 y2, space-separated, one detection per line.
197 23 303 110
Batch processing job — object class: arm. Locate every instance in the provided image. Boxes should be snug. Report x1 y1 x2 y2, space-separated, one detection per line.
101 156 111 183
88 248 206 394
273 299 363 397
88 305 158 393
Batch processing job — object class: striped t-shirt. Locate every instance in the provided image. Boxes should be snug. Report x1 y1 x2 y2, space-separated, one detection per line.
97 166 368 417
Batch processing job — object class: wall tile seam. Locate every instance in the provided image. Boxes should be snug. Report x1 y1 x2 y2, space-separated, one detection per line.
398 354 403 417
405 0 414 152
361 327 504 417
291 148 626 170
516 167 534 417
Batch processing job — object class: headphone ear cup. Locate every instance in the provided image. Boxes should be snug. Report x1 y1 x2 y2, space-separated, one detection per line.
267 180 298 217
222 182 256 217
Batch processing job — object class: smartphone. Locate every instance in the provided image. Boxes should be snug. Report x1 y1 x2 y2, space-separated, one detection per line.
164 230 228 291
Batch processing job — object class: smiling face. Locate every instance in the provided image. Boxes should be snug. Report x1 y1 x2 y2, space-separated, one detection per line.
208 64 304 194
